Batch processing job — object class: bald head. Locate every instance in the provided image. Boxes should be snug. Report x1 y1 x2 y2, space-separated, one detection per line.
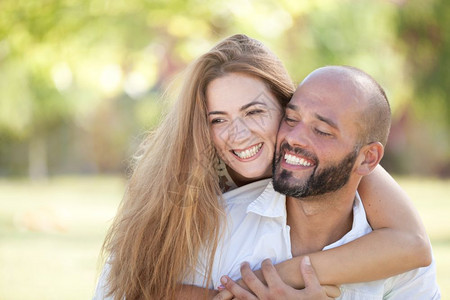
301 66 391 146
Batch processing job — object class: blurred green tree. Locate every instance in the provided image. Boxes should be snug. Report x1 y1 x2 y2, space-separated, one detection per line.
0 0 448 178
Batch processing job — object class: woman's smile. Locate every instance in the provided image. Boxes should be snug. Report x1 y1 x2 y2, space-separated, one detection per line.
231 142 264 160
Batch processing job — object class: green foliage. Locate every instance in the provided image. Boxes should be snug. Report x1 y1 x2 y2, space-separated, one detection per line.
397 0 450 128
0 0 448 176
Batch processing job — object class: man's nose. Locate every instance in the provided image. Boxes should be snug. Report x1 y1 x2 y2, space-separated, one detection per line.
284 122 310 149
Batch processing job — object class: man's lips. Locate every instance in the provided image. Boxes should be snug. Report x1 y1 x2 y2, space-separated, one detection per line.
231 142 263 160
282 151 316 167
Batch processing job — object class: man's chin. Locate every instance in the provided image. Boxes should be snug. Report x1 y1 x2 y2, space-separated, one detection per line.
273 175 308 198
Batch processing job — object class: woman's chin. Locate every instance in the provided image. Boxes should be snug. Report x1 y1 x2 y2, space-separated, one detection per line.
229 167 272 185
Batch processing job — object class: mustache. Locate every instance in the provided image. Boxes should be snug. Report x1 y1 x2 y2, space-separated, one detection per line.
278 142 318 164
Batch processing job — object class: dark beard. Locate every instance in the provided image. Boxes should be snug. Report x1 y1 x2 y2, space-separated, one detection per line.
272 143 359 198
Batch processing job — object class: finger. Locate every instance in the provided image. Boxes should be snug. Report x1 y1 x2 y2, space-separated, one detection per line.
213 288 234 300
323 285 341 298
220 275 257 300
260 258 284 288
240 262 267 296
301 256 321 289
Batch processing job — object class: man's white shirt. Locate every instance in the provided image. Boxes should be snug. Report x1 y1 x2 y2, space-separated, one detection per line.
183 178 293 289
185 178 440 299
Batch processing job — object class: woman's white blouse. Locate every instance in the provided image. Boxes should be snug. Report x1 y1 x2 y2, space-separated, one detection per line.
183 178 292 289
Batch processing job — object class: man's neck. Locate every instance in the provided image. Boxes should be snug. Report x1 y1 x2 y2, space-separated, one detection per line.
287 185 356 256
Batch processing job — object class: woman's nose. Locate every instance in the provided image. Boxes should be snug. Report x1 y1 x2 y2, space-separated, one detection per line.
227 118 252 144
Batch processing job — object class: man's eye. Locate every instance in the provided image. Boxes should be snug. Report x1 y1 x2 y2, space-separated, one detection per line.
284 116 297 126
315 128 332 137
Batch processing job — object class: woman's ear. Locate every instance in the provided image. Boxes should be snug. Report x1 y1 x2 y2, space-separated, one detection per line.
355 142 384 176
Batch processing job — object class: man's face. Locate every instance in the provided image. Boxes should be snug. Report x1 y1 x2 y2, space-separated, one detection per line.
273 70 364 198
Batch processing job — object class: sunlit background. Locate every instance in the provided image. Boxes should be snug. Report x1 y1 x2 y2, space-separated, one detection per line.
0 0 449 299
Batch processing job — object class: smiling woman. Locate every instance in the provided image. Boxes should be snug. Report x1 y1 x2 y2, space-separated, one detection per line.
207 73 283 187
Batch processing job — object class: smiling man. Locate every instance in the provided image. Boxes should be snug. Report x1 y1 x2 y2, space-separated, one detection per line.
219 66 440 299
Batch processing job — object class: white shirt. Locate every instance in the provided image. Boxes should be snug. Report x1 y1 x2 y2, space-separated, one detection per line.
324 190 441 299
93 179 290 299
93 261 112 300
95 179 441 299
188 179 441 299
184 178 292 289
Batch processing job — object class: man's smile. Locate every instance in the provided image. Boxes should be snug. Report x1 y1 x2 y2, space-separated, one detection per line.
283 152 314 167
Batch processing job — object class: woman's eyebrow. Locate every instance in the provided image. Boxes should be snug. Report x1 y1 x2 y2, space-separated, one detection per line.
208 101 267 116
240 101 266 111
207 110 226 116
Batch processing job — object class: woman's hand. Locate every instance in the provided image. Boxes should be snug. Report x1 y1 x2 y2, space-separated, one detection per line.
213 257 340 300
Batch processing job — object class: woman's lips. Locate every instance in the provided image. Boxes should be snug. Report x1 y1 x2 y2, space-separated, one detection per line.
231 142 263 160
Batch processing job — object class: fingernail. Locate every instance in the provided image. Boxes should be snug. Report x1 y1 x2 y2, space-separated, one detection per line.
304 256 311 266
218 284 225 291
220 276 228 284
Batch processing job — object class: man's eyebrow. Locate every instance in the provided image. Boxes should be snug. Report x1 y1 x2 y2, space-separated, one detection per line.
240 101 266 111
286 103 298 111
315 113 338 129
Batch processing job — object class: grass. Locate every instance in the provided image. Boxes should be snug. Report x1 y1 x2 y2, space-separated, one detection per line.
0 175 449 299
0 176 125 300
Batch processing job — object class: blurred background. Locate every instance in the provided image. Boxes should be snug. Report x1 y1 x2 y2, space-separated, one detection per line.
0 0 448 299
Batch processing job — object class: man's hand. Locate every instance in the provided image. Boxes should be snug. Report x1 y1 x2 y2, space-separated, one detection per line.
213 256 340 300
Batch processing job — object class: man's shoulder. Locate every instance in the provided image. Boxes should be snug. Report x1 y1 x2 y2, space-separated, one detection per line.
338 259 440 300
383 258 441 299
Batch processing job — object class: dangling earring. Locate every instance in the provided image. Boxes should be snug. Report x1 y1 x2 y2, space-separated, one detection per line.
215 155 237 193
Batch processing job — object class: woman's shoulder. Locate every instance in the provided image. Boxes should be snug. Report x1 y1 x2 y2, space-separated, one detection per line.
93 261 115 300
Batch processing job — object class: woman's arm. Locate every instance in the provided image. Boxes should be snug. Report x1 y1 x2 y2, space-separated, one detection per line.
175 285 218 299
247 165 432 289
178 165 432 297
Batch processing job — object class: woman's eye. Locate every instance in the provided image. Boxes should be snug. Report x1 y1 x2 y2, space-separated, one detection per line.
246 109 264 116
211 118 225 125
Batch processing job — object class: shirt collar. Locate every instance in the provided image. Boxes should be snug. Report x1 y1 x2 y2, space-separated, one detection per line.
323 191 372 250
246 180 286 218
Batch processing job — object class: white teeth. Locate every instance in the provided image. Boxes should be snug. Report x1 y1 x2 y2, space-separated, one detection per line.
234 143 263 159
284 154 312 166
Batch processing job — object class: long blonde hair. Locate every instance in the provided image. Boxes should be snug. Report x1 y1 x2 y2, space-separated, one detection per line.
101 34 294 299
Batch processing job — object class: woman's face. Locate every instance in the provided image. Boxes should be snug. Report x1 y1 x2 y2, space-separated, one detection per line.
206 72 283 186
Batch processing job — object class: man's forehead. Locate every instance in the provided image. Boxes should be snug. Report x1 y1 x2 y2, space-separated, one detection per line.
291 71 365 110
287 74 365 131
